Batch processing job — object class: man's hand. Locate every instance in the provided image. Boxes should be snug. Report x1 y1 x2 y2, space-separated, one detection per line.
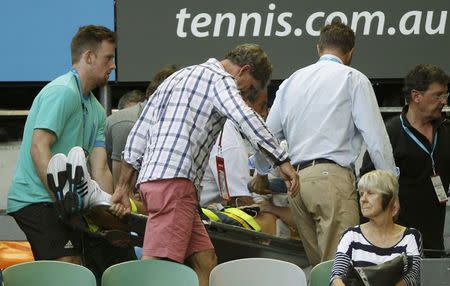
250 175 270 194
110 190 131 219
110 161 137 218
278 162 300 196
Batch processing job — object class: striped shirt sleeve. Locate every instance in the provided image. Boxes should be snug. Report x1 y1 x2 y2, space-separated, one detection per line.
403 228 422 286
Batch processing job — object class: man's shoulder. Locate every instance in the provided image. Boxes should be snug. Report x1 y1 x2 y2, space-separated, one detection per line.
35 73 78 103
199 58 232 79
344 65 370 81
107 104 141 125
45 72 77 91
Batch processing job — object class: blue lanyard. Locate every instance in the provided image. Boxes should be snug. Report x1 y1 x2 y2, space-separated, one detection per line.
318 55 342 64
400 115 438 174
70 69 97 153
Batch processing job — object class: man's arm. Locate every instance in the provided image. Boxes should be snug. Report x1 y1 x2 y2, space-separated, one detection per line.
210 122 255 205
351 75 396 174
89 146 113 194
111 161 136 214
111 160 122 188
107 119 136 187
31 129 57 193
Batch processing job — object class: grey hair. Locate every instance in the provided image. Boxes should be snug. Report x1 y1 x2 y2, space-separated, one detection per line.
358 170 399 210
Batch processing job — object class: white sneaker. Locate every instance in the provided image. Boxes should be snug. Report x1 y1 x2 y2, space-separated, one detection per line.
67 146 111 210
47 153 69 201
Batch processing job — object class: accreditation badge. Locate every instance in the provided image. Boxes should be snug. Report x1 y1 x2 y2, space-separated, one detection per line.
431 174 448 203
216 155 230 201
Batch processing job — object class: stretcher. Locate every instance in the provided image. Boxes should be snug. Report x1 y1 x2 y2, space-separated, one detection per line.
84 203 310 268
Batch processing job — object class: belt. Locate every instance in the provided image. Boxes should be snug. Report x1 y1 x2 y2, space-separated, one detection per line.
294 158 337 171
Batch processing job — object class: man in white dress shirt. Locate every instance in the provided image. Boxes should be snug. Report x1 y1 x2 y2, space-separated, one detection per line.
256 21 397 266
200 88 268 207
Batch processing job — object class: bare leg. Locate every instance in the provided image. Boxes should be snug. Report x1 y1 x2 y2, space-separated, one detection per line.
142 255 159 260
185 249 217 286
254 212 277 235
258 200 295 227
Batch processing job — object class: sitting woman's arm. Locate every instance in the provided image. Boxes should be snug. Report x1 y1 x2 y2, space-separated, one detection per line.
330 252 352 286
400 254 421 286
395 279 407 286
401 228 423 286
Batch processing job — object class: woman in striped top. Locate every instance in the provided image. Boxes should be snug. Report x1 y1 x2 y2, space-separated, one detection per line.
331 170 422 286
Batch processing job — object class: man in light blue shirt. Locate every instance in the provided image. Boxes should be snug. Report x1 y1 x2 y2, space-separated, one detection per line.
257 21 396 266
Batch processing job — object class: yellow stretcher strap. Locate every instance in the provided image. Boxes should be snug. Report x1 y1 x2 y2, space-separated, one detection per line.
201 208 221 222
130 198 138 214
223 207 261 232
85 216 100 233
221 211 252 230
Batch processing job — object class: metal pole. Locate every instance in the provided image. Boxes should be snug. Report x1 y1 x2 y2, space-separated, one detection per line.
98 85 112 116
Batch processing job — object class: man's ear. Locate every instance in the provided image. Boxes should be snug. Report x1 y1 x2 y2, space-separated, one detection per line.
410 89 422 103
347 48 354 60
81 50 93 65
316 44 322 56
238 64 251 77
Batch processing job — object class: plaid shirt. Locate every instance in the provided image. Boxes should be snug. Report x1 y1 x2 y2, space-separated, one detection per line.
124 58 288 189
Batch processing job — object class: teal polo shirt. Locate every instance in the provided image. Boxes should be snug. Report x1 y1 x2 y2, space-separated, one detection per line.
7 71 106 213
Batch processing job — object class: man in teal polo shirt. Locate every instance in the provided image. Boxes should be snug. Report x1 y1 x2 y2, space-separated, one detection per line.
7 25 115 264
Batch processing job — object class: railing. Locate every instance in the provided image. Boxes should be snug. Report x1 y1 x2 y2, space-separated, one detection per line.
1 107 450 116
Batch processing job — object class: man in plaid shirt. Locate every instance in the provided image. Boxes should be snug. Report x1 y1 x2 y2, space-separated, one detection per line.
111 44 299 286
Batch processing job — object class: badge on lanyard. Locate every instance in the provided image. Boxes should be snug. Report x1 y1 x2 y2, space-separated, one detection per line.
431 174 448 203
400 115 447 203
216 130 230 201
216 155 230 201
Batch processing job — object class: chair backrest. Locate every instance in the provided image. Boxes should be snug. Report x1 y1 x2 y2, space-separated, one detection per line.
308 260 334 286
209 257 307 286
2 260 96 286
101 259 199 286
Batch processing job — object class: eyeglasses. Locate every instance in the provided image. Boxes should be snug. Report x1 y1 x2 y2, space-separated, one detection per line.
433 92 449 100
418 90 449 101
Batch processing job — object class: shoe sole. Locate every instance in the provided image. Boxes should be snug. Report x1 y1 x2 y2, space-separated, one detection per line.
67 146 88 211
46 153 68 201
67 146 87 187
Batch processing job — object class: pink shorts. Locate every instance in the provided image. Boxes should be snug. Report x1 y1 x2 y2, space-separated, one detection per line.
139 178 214 263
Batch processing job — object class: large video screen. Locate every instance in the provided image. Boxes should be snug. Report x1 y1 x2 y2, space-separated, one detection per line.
116 0 449 81
0 0 114 82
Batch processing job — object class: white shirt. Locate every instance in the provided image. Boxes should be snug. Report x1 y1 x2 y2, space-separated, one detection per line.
267 54 396 173
200 120 253 206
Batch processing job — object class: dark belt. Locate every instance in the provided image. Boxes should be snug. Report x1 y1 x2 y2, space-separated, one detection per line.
294 158 337 171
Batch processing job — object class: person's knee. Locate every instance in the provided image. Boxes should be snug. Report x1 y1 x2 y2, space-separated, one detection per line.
188 249 217 271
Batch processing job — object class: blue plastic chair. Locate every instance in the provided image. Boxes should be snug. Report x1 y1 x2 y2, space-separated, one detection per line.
2 260 96 286
308 260 334 286
101 259 199 286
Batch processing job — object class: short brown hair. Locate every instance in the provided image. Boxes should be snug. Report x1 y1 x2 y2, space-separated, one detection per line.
71 25 116 64
318 21 355 54
224 44 273 88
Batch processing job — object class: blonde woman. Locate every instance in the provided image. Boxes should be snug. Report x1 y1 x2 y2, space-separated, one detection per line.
331 170 422 286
